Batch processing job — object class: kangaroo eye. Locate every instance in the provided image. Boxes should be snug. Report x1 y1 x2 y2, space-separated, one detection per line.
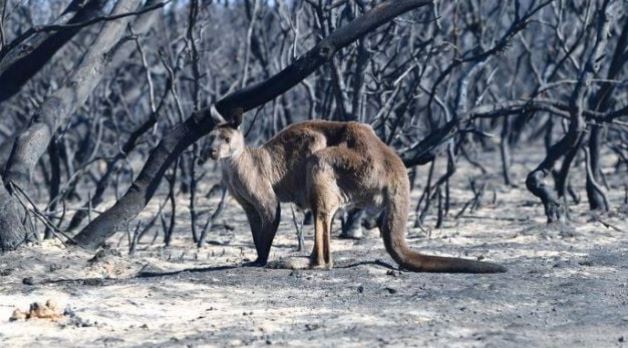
224 136 231 142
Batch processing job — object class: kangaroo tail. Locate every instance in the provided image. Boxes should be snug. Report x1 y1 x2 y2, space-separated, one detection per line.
381 182 506 274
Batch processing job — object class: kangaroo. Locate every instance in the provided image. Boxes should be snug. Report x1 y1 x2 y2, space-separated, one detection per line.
205 110 506 273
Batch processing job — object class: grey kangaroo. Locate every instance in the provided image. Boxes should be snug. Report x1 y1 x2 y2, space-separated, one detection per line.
206 109 505 273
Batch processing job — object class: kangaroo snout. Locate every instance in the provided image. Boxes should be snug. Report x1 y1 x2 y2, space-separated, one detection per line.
200 147 219 162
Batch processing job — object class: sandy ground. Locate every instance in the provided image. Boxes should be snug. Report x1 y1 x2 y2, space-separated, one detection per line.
0 147 627 347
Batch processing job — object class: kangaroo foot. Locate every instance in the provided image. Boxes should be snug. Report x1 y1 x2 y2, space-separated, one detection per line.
306 253 332 269
242 258 267 267
309 260 334 270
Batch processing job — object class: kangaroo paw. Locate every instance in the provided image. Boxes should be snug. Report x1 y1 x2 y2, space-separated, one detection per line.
310 259 334 270
242 258 267 267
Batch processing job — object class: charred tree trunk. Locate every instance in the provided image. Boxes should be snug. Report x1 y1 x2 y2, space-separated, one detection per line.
44 138 61 239
585 16 628 211
500 117 513 186
0 176 29 251
586 126 609 211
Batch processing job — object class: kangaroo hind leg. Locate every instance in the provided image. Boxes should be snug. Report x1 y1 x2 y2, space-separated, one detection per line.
306 148 357 269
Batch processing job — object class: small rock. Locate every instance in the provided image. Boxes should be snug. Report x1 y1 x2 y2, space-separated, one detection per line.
63 307 75 317
29 302 60 319
46 299 58 310
384 287 397 294
9 309 28 321
619 336 624 343
49 263 63 272
11 300 64 321
22 277 35 285
305 323 320 331
357 285 364 293
65 306 95 328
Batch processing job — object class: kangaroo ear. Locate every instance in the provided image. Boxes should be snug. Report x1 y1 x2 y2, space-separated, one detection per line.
209 105 228 126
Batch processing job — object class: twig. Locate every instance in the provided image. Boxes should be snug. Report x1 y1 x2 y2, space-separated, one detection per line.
9 183 80 247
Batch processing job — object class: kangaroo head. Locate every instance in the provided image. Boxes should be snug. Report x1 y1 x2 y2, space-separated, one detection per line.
206 125 244 160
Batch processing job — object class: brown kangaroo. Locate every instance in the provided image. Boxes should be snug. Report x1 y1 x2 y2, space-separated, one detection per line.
206 111 506 273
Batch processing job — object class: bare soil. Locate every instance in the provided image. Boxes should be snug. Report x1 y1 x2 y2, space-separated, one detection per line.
1 147 627 347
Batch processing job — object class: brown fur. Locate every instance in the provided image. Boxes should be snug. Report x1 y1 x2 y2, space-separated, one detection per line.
207 120 506 273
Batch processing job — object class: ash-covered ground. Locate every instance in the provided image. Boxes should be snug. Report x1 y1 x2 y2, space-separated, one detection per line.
1 147 626 347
